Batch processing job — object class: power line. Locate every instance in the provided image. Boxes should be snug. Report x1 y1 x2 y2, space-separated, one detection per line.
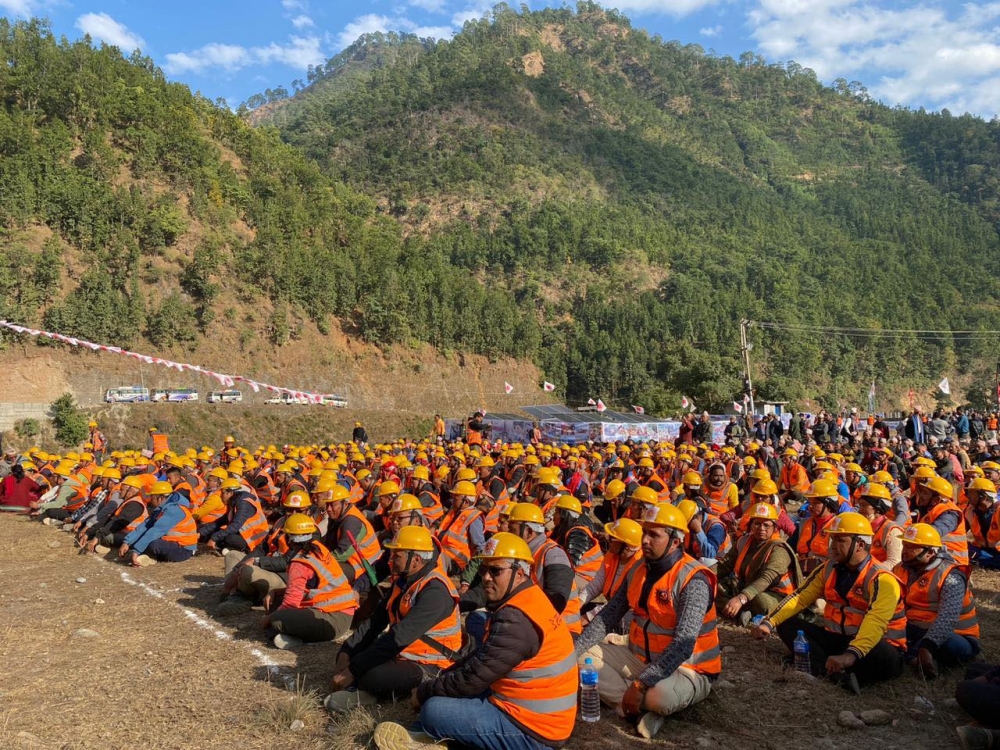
753 321 1000 341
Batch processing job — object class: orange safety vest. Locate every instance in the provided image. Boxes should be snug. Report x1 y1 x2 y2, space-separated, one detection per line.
278 478 308 507
196 491 227 525
487 584 578 743
626 554 722 675
797 514 836 565
919 502 970 567
601 550 643 600
342 506 382 580
150 432 169 454
568 525 604 584
643 474 671 503
732 535 797 597
533 539 582 634
387 562 462 666
418 488 444 526
113 497 148 533
870 515 901 563
90 431 107 452
964 506 1000 551
293 542 358 614
704 481 736 517
231 494 269 551
162 505 198 547
820 557 907 649
264 517 290 556
780 463 810 494
185 473 207 508
893 558 979 638
438 506 483 572
62 474 91 512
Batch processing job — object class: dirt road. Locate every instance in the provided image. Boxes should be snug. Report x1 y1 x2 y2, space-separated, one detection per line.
1 515 996 749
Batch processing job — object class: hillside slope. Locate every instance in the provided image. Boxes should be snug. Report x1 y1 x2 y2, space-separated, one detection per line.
255 2 1000 411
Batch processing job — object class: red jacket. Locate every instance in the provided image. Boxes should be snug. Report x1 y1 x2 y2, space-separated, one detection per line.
0 475 42 509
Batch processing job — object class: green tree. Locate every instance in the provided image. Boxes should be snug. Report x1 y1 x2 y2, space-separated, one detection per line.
50 393 88 447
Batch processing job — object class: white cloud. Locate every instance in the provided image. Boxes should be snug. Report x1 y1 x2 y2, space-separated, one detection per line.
336 13 458 49
75 12 145 51
409 0 448 10
164 35 324 75
451 1 493 29
291 14 315 29
600 0 724 15
281 0 306 9
700 25 723 37
748 0 1000 118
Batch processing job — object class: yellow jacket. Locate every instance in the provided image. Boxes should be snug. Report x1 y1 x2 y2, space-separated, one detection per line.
192 492 225 522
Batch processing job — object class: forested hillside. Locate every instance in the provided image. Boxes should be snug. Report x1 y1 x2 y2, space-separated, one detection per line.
4 4 1000 415
249 2 1000 411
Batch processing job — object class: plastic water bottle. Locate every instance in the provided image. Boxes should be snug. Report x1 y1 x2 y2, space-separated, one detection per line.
793 630 811 675
579 657 601 722
750 614 765 627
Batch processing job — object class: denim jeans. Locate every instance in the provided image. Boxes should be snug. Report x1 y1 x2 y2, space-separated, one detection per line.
419 696 549 750
905 623 980 666
971 546 1000 570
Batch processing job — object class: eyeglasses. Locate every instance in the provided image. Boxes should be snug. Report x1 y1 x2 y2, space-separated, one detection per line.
481 565 513 579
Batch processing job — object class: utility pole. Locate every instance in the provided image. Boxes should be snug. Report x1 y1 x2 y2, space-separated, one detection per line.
739 319 757 416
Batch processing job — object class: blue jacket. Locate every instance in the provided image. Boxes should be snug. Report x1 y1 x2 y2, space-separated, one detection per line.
124 492 194 553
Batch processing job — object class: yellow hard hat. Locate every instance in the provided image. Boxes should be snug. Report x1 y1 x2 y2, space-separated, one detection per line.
913 456 937 468
384 525 434 552
220 478 242 491
970 477 998 494
641 502 688 533
52 464 74 477
682 471 703 487
536 467 561 485
862 483 892 501
676 498 699 523
981 461 1000 471
638 457 655 468
479 456 495 468
746 502 779 521
813 461 834 472
324 484 352 504
912 466 938 481
507 502 545 524
901 523 942 548
412 465 430 481
103 468 122 481
456 468 477 482
631 486 658 506
604 479 626 500
605 518 643 547
844 462 865 474
554 495 582 514
121 476 145 490
451 480 477 497
807 479 839 499
92 466 105 478
224 435 235 443
924 475 954 500
88 421 98 428
743 456 757 467
207 467 229 481
967 466 985 478
149 481 173 496
827 512 873 537
871 470 895 484
750 468 771 481
379 480 400 497
391 494 423 514
752 478 778 496
523 455 540 466
476 532 534 563
283 513 318 536
283 490 312 509
782 448 798 458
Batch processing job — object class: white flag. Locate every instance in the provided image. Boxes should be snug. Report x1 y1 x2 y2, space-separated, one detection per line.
587 398 596 406
938 378 951 395
543 381 556 392
504 382 514 395
632 405 644 415
596 399 607 413
681 396 690 409
733 401 743 413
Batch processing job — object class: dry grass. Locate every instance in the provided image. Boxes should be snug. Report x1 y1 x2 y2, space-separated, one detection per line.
1 515 998 749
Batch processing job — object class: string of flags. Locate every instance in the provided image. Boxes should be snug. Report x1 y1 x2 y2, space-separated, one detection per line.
0 320 341 404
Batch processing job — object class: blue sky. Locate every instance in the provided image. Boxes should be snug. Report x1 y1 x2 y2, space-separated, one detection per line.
2 0 998 118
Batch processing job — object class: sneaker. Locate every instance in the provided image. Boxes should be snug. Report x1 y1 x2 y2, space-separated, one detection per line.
94 545 111 555
637 711 665 739
957 725 996 750
60 524 74 532
324 689 378 715
273 634 304 650
737 610 752 627
135 554 157 567
217 594 254 616
42 517 61 526
372 722 447 750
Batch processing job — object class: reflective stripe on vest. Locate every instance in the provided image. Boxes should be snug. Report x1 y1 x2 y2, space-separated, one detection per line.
234 495 269 551
626 554 722 675
870 516 901 563
893 557 979 638
821 557 907 648
162 506 198 547
705 481 735 516
797 514 835 560
344 506 381 578
438 507 482 570
295 542 357 613
733 535 796 597
388 563 462 666
532 539 582 634
488 584 578 742
601 550 643 600
920 502 970 567
572 526 604 583
113 498 148 533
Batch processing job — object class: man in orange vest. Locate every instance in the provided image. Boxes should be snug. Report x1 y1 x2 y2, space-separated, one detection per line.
373 533 577 750
579 517 643 627
753 512 906 693
716 502 801 626
203 478 269 553
894 524 980 678
261 514 357 649
119 481 197 566
550 495 603 587
146 426 170 454
327 526 463 714
88 421 108 463
916 475 970 566
778 448 811 506
576 502 720 739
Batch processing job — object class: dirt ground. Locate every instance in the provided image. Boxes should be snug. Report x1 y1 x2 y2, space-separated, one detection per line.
1 515 997 750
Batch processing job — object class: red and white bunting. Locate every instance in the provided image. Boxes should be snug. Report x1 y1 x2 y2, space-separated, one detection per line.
504 382 514 395
632 404 644 414
595 399 607 413
543 381 556 392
